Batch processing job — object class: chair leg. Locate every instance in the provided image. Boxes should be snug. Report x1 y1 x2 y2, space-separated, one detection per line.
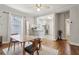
18 42 19 47
37 50 39 55
23 42 25 55
39 42 42 50
8 42 11 51
30 51 34 55
14 42 15 52
21 42 22 47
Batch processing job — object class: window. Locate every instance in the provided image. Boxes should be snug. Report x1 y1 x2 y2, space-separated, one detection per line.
11 15 22 34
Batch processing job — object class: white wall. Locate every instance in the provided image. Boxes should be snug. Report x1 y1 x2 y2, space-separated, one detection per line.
54 14 60 39
55 11 70 39
0 12 9 43
0 5 34 43
70 6 79 43
58 13 65 38
55 5 79 44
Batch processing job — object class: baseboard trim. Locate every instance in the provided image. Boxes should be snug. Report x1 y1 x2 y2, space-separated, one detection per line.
3 41 9 44
69 41 79 46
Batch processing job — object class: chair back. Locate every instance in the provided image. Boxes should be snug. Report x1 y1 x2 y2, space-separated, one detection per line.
32 38 41 51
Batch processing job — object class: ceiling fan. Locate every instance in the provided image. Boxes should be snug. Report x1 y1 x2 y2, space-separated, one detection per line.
33 4 50 11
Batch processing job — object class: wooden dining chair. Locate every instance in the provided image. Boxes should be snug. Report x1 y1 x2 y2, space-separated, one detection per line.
8 33 22 51
24 38 41 55
8 38 20 52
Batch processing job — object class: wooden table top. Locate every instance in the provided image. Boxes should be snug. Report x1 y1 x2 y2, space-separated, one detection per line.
11 35 42 42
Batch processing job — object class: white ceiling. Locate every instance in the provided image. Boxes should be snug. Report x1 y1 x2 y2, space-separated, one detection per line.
5 4 78 17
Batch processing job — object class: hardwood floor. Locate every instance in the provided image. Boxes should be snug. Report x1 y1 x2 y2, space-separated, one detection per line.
55 40 71 55
42 39 79 55
0 40 79 55
0 43 9 55
70 44 79 55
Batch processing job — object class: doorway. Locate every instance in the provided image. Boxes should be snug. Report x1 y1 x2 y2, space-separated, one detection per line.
57 11 70 39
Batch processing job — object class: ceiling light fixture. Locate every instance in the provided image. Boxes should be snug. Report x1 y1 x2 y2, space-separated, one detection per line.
36 4 41 12
37 8 40 11
33 4 49 12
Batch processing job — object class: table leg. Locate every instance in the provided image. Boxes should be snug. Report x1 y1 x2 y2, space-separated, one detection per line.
39 41 42 50
21 42 22 47
23 42 25 55
8 42 11 51
14 42 15 52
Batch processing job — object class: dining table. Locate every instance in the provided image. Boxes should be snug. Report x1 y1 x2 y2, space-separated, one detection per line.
10 35 42 55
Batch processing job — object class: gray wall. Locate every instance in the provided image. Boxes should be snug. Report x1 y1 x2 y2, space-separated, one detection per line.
54 14 60 39
55 5 79 44
0 12 9 43
70 6 79 43
55 12 69 39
